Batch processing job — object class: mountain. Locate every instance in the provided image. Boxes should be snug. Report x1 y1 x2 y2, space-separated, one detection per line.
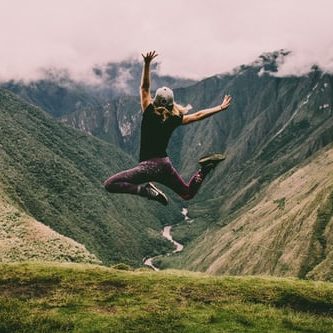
0 88 181 266
178 60 331 220
2 61 195 159
59 52 333 180
1 262 333 333
2 51 333 279
0 185 100 264
59 95 142 157
59 51 333 219
153 54 333 277
143 52 331 276
160 144 333 280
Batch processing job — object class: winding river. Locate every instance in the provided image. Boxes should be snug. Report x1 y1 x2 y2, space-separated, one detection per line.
144 208 189 271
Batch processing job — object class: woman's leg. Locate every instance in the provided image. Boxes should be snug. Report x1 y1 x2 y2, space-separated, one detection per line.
103 164 151 195
103 159 169 205
158 154 225 200
157 160 207 201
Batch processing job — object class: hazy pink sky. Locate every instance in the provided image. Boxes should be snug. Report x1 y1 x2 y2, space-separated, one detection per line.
0 0 332 81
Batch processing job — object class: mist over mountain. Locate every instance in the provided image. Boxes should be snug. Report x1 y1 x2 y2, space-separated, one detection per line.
1 60 196 117
91 60 197 97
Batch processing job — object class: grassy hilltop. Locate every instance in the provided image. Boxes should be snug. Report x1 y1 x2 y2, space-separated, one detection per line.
0 262 333 333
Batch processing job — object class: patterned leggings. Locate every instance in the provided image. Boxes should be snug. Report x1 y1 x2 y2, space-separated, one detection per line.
103 157 205 200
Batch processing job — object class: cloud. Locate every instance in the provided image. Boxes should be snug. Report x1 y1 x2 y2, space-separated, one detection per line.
0 0 332 82
275 44 333 77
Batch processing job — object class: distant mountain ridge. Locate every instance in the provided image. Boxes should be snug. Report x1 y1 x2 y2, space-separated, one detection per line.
1 59 196 117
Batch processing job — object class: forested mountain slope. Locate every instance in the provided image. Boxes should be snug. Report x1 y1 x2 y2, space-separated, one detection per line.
0 89 179 266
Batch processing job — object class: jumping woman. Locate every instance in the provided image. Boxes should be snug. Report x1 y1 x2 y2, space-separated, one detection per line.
104 51 232 205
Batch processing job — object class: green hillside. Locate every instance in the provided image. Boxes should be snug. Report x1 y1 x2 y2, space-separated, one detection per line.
176 66 333 205
0 89 179 266
0 186 100 264
1 262 333 333
159 65 333 275
160 144 333 279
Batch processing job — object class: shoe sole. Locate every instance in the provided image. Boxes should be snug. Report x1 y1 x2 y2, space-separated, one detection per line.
148 182 168 206
199 153 226 165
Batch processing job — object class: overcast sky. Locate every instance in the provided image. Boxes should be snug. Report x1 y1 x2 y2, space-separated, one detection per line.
0 0 332 81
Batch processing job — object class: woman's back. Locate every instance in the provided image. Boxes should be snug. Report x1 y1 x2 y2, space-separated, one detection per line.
139 104 183 162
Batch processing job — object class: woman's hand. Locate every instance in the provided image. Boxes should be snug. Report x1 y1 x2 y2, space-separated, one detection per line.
142 51 158 64
220 95 232 111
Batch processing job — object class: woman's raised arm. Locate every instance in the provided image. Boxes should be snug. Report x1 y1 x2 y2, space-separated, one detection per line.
182 95 232 125
140 51 158 111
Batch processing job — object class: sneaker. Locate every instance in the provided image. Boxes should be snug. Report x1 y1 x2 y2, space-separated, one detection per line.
199 153 226 174
145 182 168 206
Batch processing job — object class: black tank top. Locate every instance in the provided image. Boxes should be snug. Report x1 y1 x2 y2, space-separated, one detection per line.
139 104 183 161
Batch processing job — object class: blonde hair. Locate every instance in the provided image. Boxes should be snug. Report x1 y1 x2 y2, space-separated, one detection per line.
154 102 189 122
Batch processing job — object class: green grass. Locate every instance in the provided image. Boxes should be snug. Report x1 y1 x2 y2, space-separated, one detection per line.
1 262 333 333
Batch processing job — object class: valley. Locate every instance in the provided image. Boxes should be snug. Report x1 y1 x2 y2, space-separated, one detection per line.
1 51 333 278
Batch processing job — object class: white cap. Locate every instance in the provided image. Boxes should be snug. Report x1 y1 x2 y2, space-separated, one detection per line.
153 86 174 108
